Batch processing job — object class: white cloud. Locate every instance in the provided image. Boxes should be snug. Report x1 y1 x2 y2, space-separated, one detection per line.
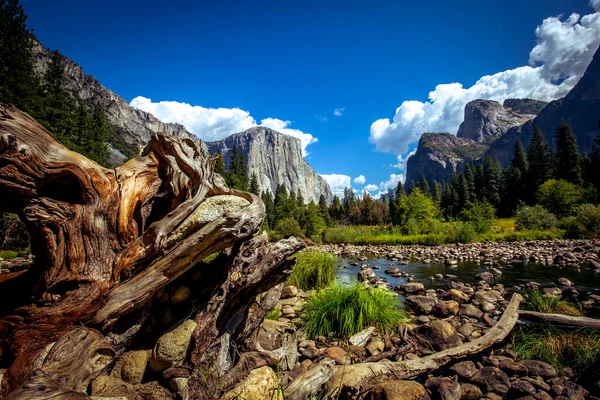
333 107 346 117
320 174 351 197
316 115 328 123
130 96 317 156
392 149 417 171
364 184 379 192
379 174 403 191
592 0 600 12
369 9 600 156
353 175 366 184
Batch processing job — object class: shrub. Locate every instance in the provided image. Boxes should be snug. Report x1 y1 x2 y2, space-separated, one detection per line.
559 216 587 239
512 325 600 380
274 218 303 239
515 204 557 230
575 204 600 237
537 179 583 217
301 283 409 339
0 250 18 260
522 290 581 316
457 222 477 243
461 201 495 233
286 250 336 290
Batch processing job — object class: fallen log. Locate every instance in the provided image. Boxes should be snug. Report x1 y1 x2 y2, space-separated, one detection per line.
325 293 523 399
519 311 600 330
284 359 336 400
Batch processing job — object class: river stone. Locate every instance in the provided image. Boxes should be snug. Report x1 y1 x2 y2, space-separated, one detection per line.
150 319 197 371
325 346 349 365
170 285 191 304
443 288 470 303
470 366 510 394
520 360 557 378
509 380 537 396
432 300 459 317
498 359 528 376
363 380 428 400
473 291 499 305
359 268 376 282
167 195 249 245
557 278 573 286
459 304 483 319
475 271 494 280
92 377 143 400
547 378 588 400
406 295 438 315
418 320 462 351
257 320 291 350
121 350 148 384
281 285 298 299
451 361 478 379
543 287 562 298
349 327 375 347
460 383 483 400
402 282 425 294
366 338 385 356
221 366 278 400
457 323 474 337
424 377 461 400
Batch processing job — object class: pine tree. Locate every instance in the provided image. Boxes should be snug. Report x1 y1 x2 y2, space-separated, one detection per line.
590 132 600 191
510 139 528 173
261 190 275 228
227 145 249 191
249 172 260 195
318 194 330 225
502 139 529 216
0 0 41 113
526 126 552 202
432 180 442 206
554 121 582 185
406 180 416 195
419 176 430 196
214 149 226 175
329 195 342 222
296 189 304 207
482 157 502 208
394 181 405 200
387 189 396 224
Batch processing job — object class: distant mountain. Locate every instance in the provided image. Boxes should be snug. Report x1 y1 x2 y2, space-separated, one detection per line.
207 127 333 203
30 39 331 201
486 45 600 166
406 98 543 184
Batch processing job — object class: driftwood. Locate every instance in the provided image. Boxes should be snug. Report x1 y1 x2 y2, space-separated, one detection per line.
0 105 305 397
284 359 337 400
325 293 523 399
519 310 600 330
4 328 113 399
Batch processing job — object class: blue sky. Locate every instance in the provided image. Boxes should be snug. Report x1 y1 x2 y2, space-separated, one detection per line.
21 0 600 197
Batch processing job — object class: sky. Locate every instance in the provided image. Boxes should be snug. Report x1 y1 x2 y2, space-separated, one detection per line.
21 0 600 198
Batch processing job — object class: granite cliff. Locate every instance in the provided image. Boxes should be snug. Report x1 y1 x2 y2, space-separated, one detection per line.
29 39 331 202
207 127 333 203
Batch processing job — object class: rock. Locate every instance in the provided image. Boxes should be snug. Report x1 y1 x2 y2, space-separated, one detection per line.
509 380 537 396
456 323 474 337
91 376 172 400
460 383 483 400
349 327 375 347
406 295 438 315
557 278 573 286
385 267 401 275
401 282 425 294
424 377 462 400
325 346 349 365
257 320 292 350
281 285 298 299
450 361 478 379
473 291 499 305
443 289 470 303
547 378 588 400
498 359 528 376
470 366 511 394
543 287 562 298
149 319 197 371
475 271 494 280
459 304 483 319
300 342 320 359
359 268 376 282
366 338 385 356
520 360 557 378
121 350 148 384
169 285 191 304
221 366 278 400
169 377 188 393
417 320 462 351
364 380 428 400
432 300 459 317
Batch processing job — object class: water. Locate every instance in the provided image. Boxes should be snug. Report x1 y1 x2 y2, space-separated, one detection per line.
336 257 600 294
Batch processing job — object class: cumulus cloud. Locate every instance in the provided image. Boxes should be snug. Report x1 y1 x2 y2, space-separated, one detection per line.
392 149 417 171
130 96 317 156
592 0 600 12
320 174 351 197
364 184 379 192
369 9 600 155
379 174 403 191
334 107 346 117
353 175 366 184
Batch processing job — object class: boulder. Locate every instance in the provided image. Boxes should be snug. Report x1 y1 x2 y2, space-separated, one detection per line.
509 380 537 396
470 366 510 394
366 338 385 356
364 380 428 400
401 282 425 294
450 361 478 379
221 366 278 400
424 377 462 400
432 300 459 317
459 304 483 319
325 346 349 365
443 289 470 303
460 383 483 400
149 319 197 371
417 320 462 351
281 285 299 299
406 295 438 315
91 376 173 400
170 285 191 304
121 350 148 384
520 360 557 378
359 268 376 282
349 327 375 347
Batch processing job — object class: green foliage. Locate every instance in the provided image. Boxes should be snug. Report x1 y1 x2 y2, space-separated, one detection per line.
249 172 260 195
461 201 495 233
398 188 440 227
515 204 558 230
265 307 282 320
287 250 335 291
522 290 581 316
214 149 226 175
512 325 600 379
0 250 18 260
274 217 303 239
301 283 409 339
560 204 600 238
226 145 248 190
554 121 582 185
526 126 553 200
0 213 29 249
537 179 583 217
298 202 327 242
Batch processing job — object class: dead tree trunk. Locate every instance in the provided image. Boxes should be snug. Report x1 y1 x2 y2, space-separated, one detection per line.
0 104 303 395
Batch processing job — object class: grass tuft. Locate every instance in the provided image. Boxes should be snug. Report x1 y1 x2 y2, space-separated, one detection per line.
512 325 600 379
286 250 336 291
301 283 409 339
522 290 582 316
265 307 282 321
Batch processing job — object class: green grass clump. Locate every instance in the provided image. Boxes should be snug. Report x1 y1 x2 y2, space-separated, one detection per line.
522 290 582 316
286 250 336 291
301 283 409 339
0 250 19 260
512 325 600 379
265 307 282 320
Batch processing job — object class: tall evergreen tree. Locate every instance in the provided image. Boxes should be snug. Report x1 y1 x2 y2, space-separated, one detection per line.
296 189 304 207
387 189 396 224
227 145 248 190
249 172 260 195
526 126 553 202
419 176 430 196
432 180 442 206
214 149 226 175
590 132 600 191
261 190 275 228
318 194 330 225
482 157 502 208
554 121 582 185
406 180 416 195
510 139 529 173
502 139 529 216
394 181 405 200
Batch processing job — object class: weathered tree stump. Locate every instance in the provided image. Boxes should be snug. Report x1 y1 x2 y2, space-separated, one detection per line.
0 104 304 397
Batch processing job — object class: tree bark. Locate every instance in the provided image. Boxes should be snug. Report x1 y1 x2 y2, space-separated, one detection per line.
0 104 301 396
519 311 600 330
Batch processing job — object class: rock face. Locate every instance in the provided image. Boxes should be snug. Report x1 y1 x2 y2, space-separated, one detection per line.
207 127 333 203
457 99 541 142
486 45 600 166
30 39 331 202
